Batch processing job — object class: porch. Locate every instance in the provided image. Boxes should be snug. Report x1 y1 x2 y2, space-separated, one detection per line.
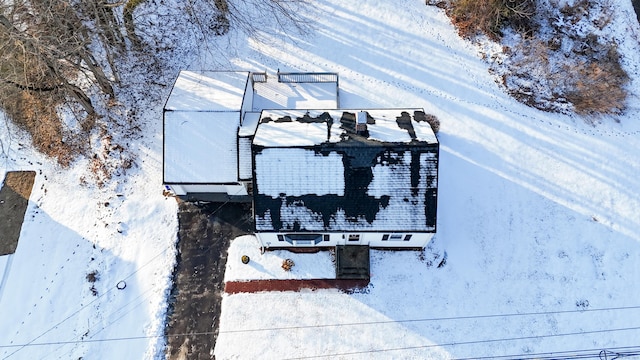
224 236 370 293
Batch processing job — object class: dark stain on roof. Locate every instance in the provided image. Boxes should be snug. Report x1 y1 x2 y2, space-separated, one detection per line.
396 111 416 140
254 144 438 232
261 115 293 123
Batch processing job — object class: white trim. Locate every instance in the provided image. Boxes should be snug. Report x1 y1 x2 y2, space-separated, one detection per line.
256 232 433 248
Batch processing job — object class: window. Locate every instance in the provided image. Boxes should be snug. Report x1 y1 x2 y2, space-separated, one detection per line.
284 234 323 245
323 235 330 242
404 234 413 241
277 235 284 242
389 234 403 241
348 234 360 241
382 234 389 241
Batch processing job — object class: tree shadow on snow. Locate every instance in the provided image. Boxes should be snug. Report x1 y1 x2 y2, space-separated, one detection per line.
0 201 150 360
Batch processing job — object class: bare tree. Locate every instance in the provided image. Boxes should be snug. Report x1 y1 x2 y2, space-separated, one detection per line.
0 0 129 162
0 0 313 165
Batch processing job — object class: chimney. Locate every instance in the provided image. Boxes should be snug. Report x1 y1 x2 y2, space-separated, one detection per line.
356 111 368 136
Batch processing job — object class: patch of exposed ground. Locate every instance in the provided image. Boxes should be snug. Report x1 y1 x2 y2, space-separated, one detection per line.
0 171 36 255
164 201 252 360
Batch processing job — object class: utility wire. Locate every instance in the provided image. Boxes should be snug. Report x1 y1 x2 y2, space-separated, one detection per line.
2 326 640 359
217 305 640 334
4 302 640 351
4 193 639 359
39 285 159 360
3 232 174 359
283 326 640 359
451 345 640 360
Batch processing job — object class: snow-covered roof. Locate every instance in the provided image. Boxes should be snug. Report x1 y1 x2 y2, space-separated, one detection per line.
163 111 239 183
163 70 251 184
252 108 439 232
252 80 338 111
254 147 438 232
164 71 249 111
239 112 261 137
253 109 438 147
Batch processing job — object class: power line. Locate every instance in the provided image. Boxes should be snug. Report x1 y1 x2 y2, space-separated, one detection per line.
3 194 638 358
0 332 208 349
2 326 639 359
3 302 640 352
217 305 640 334
38 285 159 360
283 326 640 359
31 298 640 358
2 241 175 359
451 346 640 360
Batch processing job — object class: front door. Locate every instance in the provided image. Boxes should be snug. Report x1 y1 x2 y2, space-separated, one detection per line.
347 233 361 244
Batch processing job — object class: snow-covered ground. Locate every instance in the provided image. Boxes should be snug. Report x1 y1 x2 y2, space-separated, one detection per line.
214 0 640 359
0 86 179 358
1 0 640 359
225 236 335 281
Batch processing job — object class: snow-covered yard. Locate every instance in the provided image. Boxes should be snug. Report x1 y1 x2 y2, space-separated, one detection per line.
0 95 179 359
1 0 640 359
214 0 640 359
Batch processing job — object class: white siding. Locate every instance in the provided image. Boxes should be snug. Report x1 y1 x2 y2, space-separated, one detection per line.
256 232 433 248
169 184 247 196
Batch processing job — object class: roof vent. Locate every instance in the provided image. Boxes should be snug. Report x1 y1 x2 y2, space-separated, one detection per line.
356 111 368 136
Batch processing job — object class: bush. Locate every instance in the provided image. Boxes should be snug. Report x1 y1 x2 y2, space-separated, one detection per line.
496 1 629 116
564 49 629 115
0 89 84 166
86 271 99 283
448 0 536 39
424 114 440 134
281 259 295 271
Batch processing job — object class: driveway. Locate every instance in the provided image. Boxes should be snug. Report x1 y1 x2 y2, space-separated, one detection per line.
164 201 252 360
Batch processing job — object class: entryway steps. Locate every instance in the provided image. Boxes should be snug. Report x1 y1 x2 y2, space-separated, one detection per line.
335 245 370 280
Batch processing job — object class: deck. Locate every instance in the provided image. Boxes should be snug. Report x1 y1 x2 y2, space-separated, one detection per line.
252 72 339 111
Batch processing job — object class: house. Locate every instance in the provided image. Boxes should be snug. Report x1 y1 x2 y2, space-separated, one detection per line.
163 71 438 248
163 70 338 201
252 109 438 249
163 71 252 201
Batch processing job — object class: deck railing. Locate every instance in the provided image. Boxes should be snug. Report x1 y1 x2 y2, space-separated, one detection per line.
251 72 268 83
277 72 339 84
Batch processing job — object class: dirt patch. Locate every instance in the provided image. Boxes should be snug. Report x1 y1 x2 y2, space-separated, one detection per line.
164 201 252 360
0 171 36 256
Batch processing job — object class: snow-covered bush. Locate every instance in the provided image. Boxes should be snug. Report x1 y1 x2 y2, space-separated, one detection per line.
281 259 295 271
446 0 536 40
439 0 630 116
497 0 629 115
